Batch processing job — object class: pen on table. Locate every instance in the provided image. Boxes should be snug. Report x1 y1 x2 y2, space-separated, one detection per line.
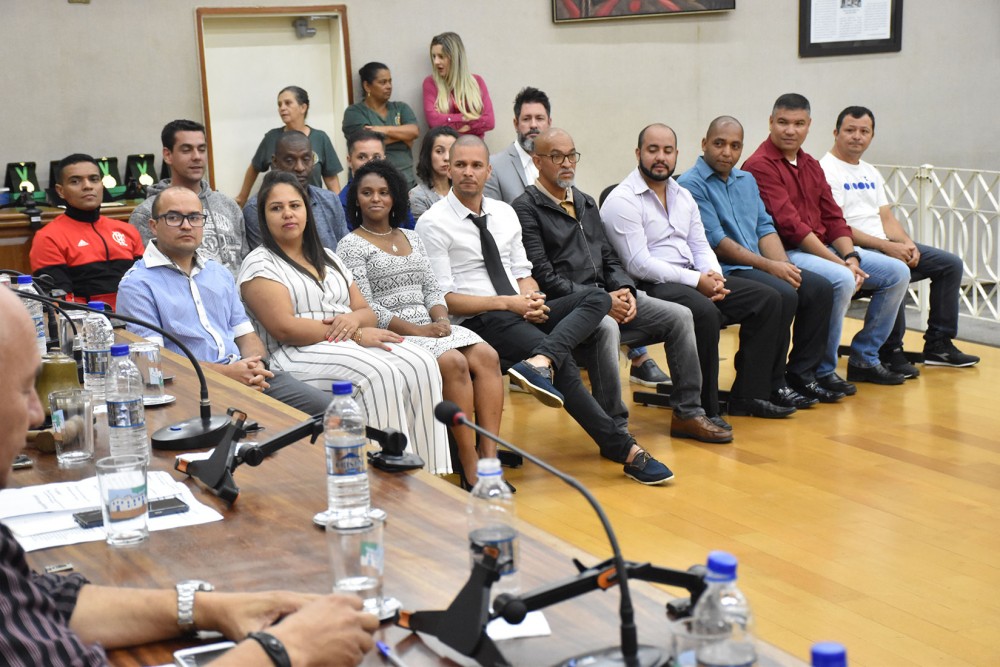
376 640 410 667
44 563 74 574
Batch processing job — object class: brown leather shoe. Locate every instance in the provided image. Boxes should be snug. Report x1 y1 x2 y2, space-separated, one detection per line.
670 414 734 444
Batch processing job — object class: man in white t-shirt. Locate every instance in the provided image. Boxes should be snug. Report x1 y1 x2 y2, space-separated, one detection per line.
820 106 979 368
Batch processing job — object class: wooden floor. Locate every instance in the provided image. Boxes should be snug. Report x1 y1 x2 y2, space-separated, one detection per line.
487 319 1000 666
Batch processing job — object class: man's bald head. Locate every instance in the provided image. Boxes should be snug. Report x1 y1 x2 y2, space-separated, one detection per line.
706 116 743 139
532 127 573 155
0 287 45 488
449 134 490 162
638 123 676 150
276 130 311 153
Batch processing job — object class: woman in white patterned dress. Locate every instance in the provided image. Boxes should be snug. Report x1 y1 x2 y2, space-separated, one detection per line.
339 160 504 486
238 171 450 474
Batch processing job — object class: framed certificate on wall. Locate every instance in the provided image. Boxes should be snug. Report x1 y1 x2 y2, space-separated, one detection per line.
799 0 903 57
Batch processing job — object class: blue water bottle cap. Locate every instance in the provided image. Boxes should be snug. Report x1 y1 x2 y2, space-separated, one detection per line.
331 380 353 395
811 642 847 667
705 550 738 582
87 301 105 310
16 275 32 285
110 343 130 356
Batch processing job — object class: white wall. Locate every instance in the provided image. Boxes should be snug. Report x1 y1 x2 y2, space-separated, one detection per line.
3 0 997 197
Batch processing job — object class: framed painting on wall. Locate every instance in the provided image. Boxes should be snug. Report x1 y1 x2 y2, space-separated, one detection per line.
553 0 735 23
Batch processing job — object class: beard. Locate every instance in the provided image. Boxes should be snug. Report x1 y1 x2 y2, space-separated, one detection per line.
555 175 575 190
639 160 674 182
517 131 537 153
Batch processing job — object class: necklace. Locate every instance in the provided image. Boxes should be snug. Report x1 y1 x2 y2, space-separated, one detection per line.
360 225 398 253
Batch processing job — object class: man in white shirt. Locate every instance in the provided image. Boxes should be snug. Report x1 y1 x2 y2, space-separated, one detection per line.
419 135 674 485
820 106 979 368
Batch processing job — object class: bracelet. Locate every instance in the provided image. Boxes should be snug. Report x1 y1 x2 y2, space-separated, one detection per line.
843 251 862 265
352 327 364 344
248 631 292 667
434 316 450 322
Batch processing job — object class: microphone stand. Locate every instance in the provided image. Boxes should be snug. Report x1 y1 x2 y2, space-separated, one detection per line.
17 292 231 451
412 402 675 667
176 410 422 504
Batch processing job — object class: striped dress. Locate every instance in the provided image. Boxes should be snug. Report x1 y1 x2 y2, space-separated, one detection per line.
238 247 451 474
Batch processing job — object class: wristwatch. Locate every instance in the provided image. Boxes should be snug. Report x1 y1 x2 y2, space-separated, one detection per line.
249 631 292 667
843 251 862 266
176 579 214 633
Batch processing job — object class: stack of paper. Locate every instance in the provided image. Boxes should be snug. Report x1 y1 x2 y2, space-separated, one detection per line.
0 472 223 552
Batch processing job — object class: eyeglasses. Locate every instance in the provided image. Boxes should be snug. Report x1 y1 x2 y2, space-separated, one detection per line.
155 211 207 227
537 152 582 165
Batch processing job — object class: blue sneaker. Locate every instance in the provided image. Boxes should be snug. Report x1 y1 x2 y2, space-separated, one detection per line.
623 449 674 485
508 360 565 408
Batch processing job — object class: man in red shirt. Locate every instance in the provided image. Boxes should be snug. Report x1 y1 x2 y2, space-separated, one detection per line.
29 154 144 310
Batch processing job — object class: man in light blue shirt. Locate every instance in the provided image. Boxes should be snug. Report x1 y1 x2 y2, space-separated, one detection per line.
243 131 349 254
120 186 329 415
678 116 840 404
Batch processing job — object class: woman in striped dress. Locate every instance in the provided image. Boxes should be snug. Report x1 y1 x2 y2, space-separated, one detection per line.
238 171 450 474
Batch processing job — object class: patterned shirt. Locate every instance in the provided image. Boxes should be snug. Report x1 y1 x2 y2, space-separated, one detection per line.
0 524 107 665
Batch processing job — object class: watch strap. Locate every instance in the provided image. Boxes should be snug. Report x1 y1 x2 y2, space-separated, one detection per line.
176 580 213 633
843 250 861 265
248 631 292 667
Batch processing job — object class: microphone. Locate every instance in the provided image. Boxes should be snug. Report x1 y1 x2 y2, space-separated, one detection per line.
15 291 231 451
434 401 662 667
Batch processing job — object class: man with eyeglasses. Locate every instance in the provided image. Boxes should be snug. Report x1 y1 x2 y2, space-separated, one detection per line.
118 186 329 414
29 153 144 311
129 119 246 276
242 131 349 254
513 129 731 443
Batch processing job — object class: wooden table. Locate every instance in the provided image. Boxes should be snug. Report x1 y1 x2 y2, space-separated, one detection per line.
0 201 138 274
15 346 804 666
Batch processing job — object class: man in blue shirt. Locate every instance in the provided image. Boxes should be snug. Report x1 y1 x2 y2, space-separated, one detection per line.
120 186 329 415
679 116 840 403
243 131 349 254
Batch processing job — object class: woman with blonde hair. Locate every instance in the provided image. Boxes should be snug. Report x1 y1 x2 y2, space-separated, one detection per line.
422 32 495 138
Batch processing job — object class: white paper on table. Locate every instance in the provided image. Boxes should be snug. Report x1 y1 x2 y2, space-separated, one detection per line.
486 610 551 640
0 471 223 552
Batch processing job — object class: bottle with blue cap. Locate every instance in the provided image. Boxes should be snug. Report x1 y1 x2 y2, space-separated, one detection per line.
811 642 847 667
82 301 114 400
323 381 370 526
690 550 757 666
15 275 47 354
106 343 149 461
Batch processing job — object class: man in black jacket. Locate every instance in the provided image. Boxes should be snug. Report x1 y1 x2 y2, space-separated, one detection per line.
512 128 731 443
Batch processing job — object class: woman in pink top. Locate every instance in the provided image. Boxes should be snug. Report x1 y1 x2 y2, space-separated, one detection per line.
422 32 495 138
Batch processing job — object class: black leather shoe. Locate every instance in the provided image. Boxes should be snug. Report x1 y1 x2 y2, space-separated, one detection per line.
846 362 905 385
707 415 733 431
771 386 818 409
817 372 857 396
727 398 796 419
787 376 845 403
880 348 920 379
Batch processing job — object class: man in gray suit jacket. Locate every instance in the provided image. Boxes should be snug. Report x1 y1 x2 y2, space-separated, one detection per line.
484 87 551 204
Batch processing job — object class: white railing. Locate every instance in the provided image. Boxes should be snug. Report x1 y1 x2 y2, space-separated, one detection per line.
877 164 1000 324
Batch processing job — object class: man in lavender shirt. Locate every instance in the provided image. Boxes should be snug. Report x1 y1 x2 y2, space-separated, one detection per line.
601 123 795 421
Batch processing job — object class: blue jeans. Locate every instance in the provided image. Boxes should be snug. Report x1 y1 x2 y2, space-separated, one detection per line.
882 242 963 352
786 247 910 372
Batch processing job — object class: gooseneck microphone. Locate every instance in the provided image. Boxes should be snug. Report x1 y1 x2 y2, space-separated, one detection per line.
434 401 662 667
17 292 230 451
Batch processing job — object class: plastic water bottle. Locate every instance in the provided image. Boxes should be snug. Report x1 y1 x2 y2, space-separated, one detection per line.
690 551 757 667
82 301 114 401
324 381 370 525
16 276 47 355
467 458 519 596
106 343 149 461
811 642 847 667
